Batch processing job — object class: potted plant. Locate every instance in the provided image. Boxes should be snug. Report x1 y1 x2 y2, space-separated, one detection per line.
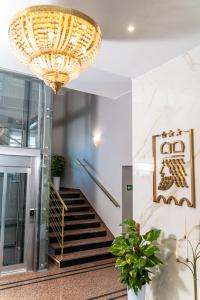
109 219 162 300
51 155 65 191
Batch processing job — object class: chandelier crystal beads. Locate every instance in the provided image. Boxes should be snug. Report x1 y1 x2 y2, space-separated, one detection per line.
9 5 102 93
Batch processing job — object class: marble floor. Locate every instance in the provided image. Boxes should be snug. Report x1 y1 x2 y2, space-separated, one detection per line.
0 259 127 300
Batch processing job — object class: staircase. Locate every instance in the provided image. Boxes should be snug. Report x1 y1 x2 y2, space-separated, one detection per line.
49 188 114 268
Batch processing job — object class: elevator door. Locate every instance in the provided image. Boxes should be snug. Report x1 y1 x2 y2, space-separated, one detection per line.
0 147 40 275
0 167 31 273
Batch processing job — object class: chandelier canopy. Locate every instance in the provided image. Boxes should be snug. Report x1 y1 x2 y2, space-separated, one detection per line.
9 5 102 93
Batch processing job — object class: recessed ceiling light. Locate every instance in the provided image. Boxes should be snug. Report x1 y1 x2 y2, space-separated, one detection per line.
127 25 135 33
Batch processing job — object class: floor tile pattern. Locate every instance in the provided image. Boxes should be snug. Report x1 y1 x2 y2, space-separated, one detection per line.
0 259 127 300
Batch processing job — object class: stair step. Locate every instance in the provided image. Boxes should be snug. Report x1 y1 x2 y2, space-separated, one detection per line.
50 211 95 221
50 204 90 212
49 236 113 255
60 188 80 192
49 227 107 242
49 219 101 231
59 191 81 199
63 211 95 221
64 198 85 205
67 204 90 212
51 247 114 268
50 198 85 205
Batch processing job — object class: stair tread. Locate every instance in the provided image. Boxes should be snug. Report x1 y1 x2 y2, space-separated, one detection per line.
60 189 80 192
59 191 81 195
49 218 100 227
60 188 80 192
49 226 106 237
63 197 85 200
50 204 89 209
64 211 94 216
67 204 89 208
64 219 99 225
50 236 113 249
51 197 84 201
55 247 111 261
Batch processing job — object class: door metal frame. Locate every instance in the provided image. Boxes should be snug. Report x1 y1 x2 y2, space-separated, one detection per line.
0 167 31 274
0 171 7 270
0 146 40 157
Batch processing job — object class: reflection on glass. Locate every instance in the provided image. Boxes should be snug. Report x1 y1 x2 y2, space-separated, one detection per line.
0 72 43 148
3 173 27 266
28 81 41 148
0 75 25 147
0 173 3 238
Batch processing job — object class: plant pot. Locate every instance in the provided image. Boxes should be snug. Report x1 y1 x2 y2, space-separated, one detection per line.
53 177 60 191
127 285 146 300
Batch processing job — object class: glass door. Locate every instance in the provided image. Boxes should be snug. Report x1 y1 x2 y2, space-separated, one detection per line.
0 167 31 273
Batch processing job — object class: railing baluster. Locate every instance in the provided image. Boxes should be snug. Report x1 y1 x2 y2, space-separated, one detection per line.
61 206 64 259
49 182 68 261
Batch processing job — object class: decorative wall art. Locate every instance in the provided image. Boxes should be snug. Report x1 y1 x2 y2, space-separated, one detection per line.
152 129 195 207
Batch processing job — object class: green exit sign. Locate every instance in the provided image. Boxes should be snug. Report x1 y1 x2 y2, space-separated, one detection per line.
127 184 133 191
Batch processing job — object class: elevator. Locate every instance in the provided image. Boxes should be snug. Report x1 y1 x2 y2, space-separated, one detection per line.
0 147 40 275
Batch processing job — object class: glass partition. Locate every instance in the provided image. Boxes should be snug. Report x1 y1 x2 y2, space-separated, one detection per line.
3 171 27 267
0 71 48 149
0 70 53 271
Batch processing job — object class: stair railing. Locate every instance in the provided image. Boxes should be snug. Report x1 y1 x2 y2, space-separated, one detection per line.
76 158 120 208
49 182 68 259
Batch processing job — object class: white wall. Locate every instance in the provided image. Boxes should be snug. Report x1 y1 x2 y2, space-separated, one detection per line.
132 45 200 300
52 89 132 236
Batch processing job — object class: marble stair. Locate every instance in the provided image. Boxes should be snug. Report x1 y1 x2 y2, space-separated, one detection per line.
49 188 114 268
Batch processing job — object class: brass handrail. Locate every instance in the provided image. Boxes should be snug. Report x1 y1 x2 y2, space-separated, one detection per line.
76 158 120 208
49 182 68 259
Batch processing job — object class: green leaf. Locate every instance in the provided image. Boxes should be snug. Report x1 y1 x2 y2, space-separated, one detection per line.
147 255 163 266
129 270 136 278
125 253 135 265
134 257 146 269
143 229 161 242
109 236 130 256
143 245 160 257
115 257 127 268
121 219 136 227
121 219 137 233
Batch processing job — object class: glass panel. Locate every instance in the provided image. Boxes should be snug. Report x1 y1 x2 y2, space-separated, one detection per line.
0 173 4 240
0 71 45 149
28 81 42 148
0 75 26 147
3 173 27 266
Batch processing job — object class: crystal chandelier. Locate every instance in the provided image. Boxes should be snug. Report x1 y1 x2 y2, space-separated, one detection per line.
8 5 102 93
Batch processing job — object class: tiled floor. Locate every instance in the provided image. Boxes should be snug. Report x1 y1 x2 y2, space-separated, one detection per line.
0 259 127 300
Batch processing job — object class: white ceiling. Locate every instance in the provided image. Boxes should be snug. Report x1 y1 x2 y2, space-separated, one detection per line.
1 0 200 97
66 68 132 99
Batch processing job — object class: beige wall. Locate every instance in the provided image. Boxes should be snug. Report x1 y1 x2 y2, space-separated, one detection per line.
132 45 200 299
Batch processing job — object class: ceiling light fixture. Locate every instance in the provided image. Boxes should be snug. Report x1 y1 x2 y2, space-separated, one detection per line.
8 5 102 93
127 25 135 32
